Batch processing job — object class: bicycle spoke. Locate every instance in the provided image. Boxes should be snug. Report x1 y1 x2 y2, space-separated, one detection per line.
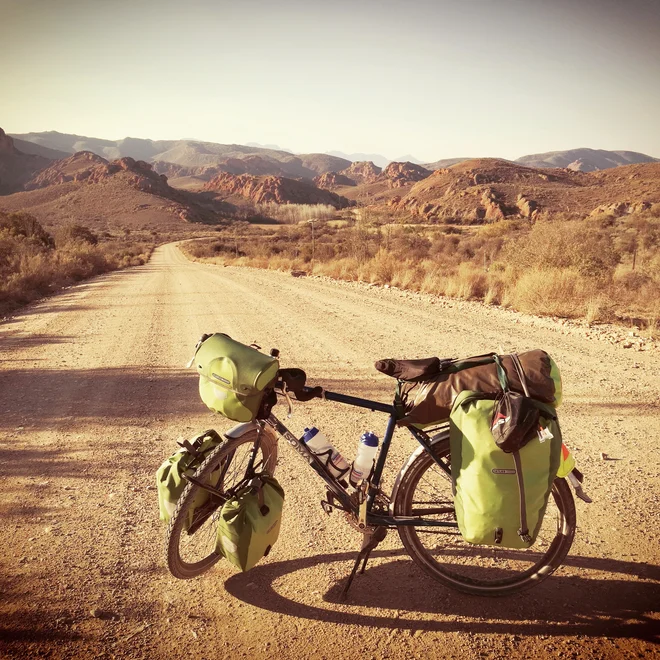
170 437 274 571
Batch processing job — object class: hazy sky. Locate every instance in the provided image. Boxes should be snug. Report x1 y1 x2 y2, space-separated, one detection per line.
2 0 659 161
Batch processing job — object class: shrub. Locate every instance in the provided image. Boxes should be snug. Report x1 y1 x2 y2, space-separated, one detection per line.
506 269 595 318
0 211 154 316
509 221 620 277
180 212 659 327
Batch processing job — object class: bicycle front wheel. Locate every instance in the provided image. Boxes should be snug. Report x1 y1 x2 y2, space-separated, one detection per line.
166 427 278 579
393 431 576 596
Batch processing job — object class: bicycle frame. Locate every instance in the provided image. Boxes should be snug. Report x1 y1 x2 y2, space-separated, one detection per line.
260 388 457 530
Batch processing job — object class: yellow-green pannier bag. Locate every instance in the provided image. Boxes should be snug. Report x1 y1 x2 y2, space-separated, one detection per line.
449 391 562 549
192 334 280 423
156 429 223 529
215 474 285 572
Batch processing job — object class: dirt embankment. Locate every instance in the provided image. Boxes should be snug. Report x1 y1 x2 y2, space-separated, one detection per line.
0 243 658 659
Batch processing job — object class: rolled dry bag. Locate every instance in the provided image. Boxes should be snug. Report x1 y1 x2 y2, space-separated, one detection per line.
193 334 279 423
449 391 562 548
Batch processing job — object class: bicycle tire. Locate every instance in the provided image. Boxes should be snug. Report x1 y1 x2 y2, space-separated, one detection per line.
166 428 278 579
393 431 576 596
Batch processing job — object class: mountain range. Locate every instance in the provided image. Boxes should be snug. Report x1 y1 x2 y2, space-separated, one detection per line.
11 131 659 177
2 127 659 234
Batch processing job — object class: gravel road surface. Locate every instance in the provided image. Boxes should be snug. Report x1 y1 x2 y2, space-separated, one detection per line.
1 243 658 659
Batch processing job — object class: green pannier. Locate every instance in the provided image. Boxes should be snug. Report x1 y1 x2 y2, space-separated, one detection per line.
215 474 285 572
449 391 562 548
156 429 223 529
193 334 280 423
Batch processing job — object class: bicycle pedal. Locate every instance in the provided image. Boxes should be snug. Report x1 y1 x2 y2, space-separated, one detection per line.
321 500 333 515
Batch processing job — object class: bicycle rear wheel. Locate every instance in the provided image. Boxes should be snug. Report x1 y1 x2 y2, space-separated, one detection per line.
166 427 278 579
393 430 575 596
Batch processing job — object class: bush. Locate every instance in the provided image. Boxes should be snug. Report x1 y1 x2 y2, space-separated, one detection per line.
0 211 154 316
509 221 620 277
180 213 659 327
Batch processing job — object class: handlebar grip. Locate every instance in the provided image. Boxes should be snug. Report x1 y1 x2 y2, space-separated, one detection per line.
295 386 324 402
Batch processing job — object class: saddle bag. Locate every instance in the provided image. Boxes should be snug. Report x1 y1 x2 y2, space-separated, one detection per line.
191 334 280 423
215 474 285 572
394 349 562 428
156 429 223 528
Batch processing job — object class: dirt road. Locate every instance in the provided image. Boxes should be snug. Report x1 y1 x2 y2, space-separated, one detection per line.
1 243 658 659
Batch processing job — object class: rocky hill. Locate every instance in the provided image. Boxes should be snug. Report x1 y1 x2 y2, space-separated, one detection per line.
203 172 354 208
313 172 356 189
423 157 471 170
297 153 351 175
25 152 173 196
341 161 382 184
0 150 222 231
11 131 351 182
14 131 658 182
0 129 52 194
313 161 383 190
379 161 431 187
515 148 658 172
386 158 660 222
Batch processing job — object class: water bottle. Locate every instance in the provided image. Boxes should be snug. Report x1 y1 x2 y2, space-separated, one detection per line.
350 431 379 486
302 427 349 478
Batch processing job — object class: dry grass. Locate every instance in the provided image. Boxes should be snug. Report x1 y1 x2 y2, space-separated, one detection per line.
0 211 154 316
180 209 660 328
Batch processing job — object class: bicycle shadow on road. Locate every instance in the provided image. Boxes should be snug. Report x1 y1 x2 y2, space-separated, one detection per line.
224 549 660 641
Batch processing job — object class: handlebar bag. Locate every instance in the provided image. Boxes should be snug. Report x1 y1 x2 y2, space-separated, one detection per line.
215 474 285 572
156 429 223 529
396 350 562 428
193 334 280 423
449 391 562 548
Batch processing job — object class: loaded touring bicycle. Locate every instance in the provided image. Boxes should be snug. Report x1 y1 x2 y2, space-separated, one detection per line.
158 334 591 597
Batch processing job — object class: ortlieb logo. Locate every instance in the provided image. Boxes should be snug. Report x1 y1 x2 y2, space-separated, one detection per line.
492 468 517 475
212 373 231 385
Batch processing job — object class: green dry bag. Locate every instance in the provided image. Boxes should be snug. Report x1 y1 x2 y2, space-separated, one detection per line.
156 429 223 529
193 334 279 423
215 474 284 572
449 392 562 549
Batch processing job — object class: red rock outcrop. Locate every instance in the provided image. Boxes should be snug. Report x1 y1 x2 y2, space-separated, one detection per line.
339 161 382 184
203 172 354 209
314 172 356 189
386 159 660 222
26 153 170 196
379 161 431 188
26 151 106 188
589 201 651 217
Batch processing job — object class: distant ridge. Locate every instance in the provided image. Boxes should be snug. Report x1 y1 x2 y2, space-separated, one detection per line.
325 151 391 168
515 148 659 172
10 131 349 181
9 131 659 177
423 157 472 170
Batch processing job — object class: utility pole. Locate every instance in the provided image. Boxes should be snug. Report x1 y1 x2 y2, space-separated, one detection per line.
308 219 316 268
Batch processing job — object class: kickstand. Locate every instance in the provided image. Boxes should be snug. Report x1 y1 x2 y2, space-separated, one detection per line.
340 526 387 600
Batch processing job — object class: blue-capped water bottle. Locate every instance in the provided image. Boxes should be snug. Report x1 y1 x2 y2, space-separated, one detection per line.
350 431 379 486
302 427 350 478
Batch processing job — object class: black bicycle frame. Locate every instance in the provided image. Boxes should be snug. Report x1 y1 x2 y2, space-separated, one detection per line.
266 388 456 530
